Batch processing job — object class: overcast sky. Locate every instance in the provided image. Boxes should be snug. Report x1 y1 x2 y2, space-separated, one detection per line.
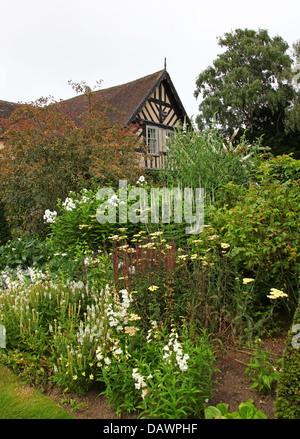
0 0 299 120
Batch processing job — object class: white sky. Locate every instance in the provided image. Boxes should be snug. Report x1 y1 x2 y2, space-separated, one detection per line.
0 0 299 120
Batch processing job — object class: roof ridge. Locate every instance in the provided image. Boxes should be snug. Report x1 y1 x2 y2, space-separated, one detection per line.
96 70 165 93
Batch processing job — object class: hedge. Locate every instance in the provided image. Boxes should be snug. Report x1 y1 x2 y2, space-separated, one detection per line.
275 294 300 418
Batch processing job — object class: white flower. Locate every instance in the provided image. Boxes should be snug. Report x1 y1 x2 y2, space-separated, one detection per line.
62 197 77 211
128 265 135 275
107 194 120 207
96 348 103 361
43 209 57 224
114 348 123 355
136 175 146 185
132 368 147 389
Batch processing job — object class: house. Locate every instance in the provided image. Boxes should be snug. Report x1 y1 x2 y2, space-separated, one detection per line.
0 68 190 169
60 68 190 170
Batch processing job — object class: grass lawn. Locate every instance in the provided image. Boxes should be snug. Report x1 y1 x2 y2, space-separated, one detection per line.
0 363 74 419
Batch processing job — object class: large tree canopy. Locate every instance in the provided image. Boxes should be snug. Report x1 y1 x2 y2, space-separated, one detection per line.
194 29 297 153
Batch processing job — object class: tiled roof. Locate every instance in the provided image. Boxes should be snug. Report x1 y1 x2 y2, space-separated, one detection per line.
60 70 166 125
0 100 19 136
0 100 18 119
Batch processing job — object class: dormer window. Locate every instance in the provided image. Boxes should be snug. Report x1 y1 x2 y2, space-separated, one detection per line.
146 126 158 154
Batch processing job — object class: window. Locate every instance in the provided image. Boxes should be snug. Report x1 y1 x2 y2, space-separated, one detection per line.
146 126 158 154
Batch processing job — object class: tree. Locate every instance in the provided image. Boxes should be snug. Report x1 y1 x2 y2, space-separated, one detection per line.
284 40 300 134
0 91 141 236
194 29 295 148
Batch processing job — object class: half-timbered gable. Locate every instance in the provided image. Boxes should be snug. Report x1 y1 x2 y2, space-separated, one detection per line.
130 72 189 169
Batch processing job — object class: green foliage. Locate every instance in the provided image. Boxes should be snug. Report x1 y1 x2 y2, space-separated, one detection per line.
194 28 295 149
162 126 265 204
245 338 282 394
205 399 268 419
0 236 50 271
46 185 146 256
46 180 193 258
187 226 283 339
98 322 215 419
209 155 300 306
276 295 300 418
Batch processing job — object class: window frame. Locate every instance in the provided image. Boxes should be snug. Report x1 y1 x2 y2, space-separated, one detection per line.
146 125 159 155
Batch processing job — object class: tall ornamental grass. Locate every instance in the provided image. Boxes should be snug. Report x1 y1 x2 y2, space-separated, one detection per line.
162 126 266 204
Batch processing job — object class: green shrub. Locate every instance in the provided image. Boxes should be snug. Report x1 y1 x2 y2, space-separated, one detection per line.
45 182 193 257
275 294 300 418
0 236 50 271
98 322 215 419
209 155 300 306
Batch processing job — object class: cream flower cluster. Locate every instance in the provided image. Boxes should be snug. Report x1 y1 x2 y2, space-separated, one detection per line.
267 288 288 300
